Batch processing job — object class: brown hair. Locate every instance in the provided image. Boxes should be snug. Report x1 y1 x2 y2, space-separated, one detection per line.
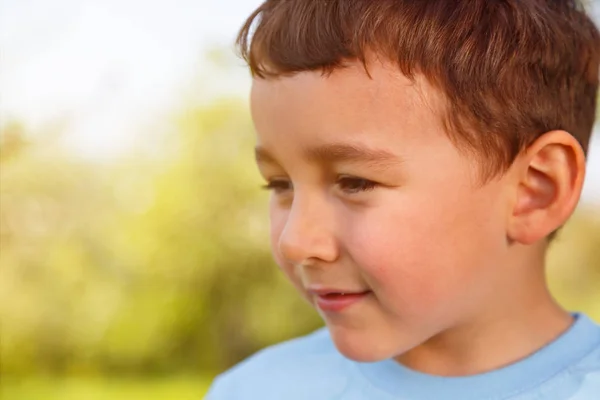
236 0 600 178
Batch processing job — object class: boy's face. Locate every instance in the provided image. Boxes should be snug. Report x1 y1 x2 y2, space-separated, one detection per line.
251 62 512 362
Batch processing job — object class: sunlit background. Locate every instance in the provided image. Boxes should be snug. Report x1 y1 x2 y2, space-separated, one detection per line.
1 1 599 399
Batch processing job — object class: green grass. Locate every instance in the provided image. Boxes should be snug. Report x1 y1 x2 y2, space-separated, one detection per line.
0 376 212 400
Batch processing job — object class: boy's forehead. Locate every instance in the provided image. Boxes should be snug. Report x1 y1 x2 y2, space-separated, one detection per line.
252 61 422 102
250 61 447 148
250 60 445 125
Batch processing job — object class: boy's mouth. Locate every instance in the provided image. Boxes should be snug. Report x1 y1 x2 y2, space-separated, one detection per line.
307 288 371 312
321 292 363 299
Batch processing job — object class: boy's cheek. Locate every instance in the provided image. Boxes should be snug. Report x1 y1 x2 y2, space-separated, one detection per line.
360 250 449 315
352 203 484 308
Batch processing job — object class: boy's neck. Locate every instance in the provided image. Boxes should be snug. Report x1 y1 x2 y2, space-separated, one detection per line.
395 244 573 377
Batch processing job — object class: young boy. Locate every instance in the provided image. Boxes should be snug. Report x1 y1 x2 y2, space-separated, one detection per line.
207 1 600 399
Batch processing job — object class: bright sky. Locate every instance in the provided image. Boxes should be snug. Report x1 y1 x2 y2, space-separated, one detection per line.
1 0 599 204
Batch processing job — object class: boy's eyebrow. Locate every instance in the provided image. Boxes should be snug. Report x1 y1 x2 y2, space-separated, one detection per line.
255 143 401 168
304 143 400 166
255 146 279 165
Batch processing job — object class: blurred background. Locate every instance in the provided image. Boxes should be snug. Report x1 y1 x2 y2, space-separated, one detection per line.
0 1 599 399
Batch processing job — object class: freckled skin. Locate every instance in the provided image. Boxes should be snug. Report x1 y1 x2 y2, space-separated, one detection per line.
250 61 572 374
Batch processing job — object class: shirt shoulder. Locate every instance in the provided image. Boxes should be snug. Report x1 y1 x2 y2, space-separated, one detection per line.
565 343 600 399
512 320 600 400
204 328 354 400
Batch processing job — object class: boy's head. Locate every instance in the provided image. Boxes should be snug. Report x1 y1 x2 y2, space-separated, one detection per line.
238 1 600 364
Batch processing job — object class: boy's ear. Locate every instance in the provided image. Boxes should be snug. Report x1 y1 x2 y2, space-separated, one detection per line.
507 130 586 245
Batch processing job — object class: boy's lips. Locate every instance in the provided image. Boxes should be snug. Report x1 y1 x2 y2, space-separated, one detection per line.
307 287 371 312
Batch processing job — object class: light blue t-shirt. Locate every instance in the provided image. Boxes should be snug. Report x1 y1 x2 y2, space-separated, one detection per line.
206 313 600 399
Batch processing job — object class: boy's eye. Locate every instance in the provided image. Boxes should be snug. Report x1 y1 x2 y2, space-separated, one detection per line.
337 176 378 194
261 177 377 195
262 179 293 194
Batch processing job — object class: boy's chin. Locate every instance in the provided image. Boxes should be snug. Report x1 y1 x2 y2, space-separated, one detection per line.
327 324 408 363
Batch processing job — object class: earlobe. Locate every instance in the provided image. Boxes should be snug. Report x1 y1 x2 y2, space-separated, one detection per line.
507 131 585 245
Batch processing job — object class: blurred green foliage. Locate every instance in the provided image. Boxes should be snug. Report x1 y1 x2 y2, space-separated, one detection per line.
0 96 599 399
0 376 210 400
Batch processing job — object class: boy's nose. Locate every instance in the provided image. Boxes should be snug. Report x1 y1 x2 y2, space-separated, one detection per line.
277 198 339 266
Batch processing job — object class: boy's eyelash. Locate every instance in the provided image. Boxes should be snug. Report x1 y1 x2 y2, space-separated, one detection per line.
261 180 292 192
261 176 378 194
336 176 378 193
